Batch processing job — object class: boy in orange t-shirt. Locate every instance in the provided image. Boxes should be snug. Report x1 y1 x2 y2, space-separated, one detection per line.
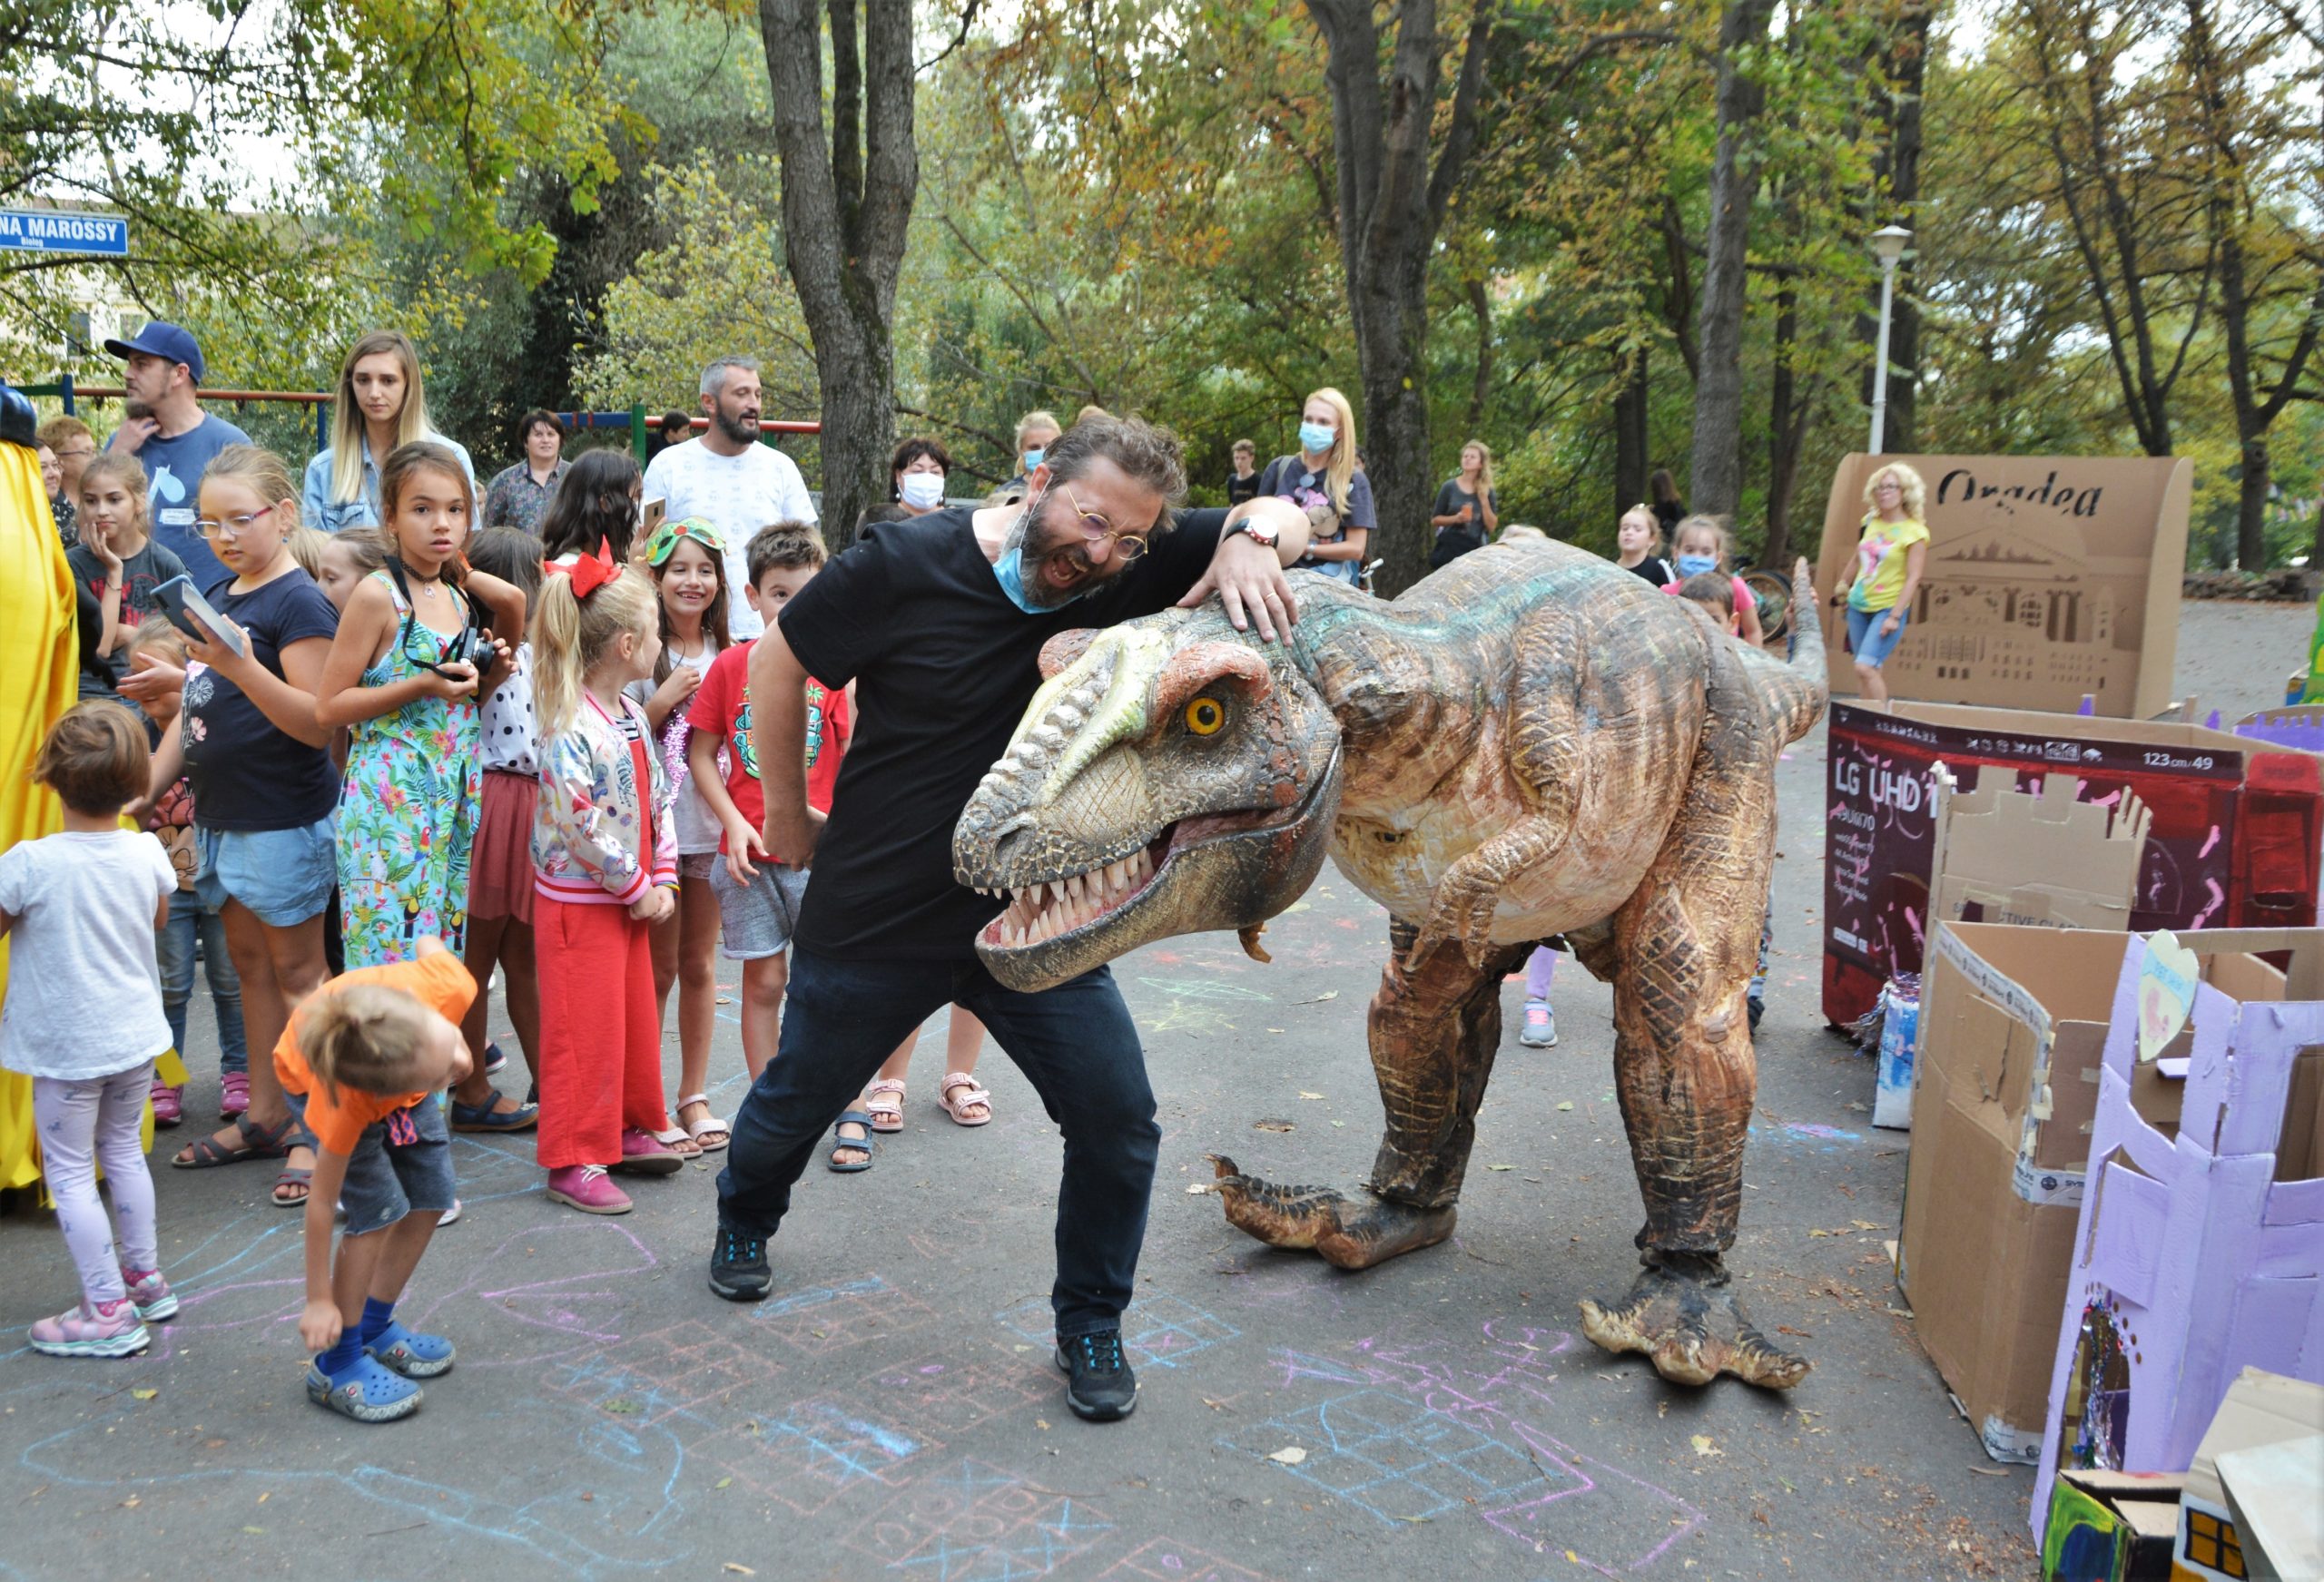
687 526 850 1083
277 938 475 1422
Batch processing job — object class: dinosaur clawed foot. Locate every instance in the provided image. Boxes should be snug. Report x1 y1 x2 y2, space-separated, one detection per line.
1207 1155 1456 1270
1579 1252 1810 1390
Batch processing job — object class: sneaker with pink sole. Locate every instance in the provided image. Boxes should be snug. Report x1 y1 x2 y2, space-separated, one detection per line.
220 1071 251 1118
120 1268 178 1322
613 1127 684 1176
29 1298 151 1359
149 1081 182 1127
545 1164 632 1215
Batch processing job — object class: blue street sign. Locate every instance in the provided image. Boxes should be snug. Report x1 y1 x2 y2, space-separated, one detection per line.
0 210 129 256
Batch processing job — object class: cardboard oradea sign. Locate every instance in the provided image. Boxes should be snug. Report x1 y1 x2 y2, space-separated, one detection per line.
1815 454 2192 718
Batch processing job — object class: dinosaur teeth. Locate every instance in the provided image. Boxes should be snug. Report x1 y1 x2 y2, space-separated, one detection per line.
1067 874 1084 900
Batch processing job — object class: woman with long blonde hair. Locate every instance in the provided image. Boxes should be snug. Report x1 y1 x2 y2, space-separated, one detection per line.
1258 386 1374 585
1429 438 1500 568
300 330 475 533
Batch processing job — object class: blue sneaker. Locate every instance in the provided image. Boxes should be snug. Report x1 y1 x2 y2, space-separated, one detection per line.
364 1321 456 1378
307 1353 423 1422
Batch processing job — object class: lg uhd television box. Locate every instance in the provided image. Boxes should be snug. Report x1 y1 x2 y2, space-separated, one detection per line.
1821 700 2321 1028
1814 452 2191 718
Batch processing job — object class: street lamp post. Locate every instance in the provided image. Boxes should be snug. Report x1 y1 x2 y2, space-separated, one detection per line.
1868 224 1912 455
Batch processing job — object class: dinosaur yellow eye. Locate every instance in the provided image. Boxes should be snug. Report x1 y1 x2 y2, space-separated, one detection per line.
1184 696 1226 736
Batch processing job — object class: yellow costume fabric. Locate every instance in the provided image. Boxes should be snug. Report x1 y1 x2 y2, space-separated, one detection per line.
1 436 78 1190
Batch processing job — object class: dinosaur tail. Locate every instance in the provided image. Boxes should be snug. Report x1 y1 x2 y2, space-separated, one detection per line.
1758 557 1829 744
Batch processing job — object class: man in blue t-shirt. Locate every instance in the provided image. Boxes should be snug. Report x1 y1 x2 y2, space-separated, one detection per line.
103 321 251 589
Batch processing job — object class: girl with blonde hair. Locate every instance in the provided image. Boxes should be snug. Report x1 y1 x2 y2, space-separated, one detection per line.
527 552 683 1214
301 330 475 533
1831 461 1929 703
1259 386 1374 585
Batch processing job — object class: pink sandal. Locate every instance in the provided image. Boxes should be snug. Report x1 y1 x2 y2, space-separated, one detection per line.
938 1072 992 1127
863 1079 905 1135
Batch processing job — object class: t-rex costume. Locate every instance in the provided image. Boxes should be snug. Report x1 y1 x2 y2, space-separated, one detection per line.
950 540 1827 1388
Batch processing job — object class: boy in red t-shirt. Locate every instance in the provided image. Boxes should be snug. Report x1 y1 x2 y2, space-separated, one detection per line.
688 525 850 1080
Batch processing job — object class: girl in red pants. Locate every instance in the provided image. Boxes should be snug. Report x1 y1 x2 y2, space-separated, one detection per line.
529 543 680 1214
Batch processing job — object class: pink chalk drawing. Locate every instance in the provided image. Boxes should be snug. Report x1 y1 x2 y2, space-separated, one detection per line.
859 1351 1056 1441
411 1220 664 1363
752 1273 942 1356
845 1457 1114 1579
1244 1322 1706 1572
704 1394 933 1518
1101 1537 1275 1581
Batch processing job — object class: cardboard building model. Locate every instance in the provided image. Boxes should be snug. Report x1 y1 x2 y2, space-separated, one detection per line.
2031 929 2324 1549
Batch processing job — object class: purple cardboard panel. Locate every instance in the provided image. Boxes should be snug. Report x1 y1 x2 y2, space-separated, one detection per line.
2031 932 2324 1548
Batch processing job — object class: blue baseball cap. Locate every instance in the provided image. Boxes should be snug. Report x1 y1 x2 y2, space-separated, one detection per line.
103 320 205 384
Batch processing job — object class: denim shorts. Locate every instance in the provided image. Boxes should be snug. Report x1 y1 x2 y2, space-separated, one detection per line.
286 1086 456 1233
1846 604 1909 669
192 816 337 927
710 861 809 961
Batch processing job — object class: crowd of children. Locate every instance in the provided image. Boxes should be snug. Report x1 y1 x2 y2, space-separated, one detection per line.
1 434 875 1416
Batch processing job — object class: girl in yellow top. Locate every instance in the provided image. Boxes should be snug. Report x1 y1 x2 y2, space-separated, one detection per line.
1834 462 1929 703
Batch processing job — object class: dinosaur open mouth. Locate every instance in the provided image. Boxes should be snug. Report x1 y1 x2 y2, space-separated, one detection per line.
975 754 1339 954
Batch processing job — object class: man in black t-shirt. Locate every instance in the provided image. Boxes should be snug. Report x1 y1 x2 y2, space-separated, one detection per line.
709 416 1310 1424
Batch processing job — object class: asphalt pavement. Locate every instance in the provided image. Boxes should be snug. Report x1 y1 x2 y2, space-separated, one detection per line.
0 597 2307 1581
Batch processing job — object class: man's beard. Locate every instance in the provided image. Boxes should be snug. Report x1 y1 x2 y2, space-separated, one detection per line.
1003 503 1099 610
713 406 759 445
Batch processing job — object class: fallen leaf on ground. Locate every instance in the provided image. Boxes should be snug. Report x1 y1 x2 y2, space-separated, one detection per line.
1185 1183 1213 1194
1965 1466 2008 1477
1488 1164 1513 1171
1295 991 1338 1004
1297 1091 1324 1100
1556 1101 1574 1112
602 1398 638 1415
1254 1118 1295 1132
1850 1219 1879 1231
1266 1446 1307 1465
242 1526 265 1535
723 1566 756 1577
714 1477 733 1489
131 1388 158 1400
1691 1434 1722 1458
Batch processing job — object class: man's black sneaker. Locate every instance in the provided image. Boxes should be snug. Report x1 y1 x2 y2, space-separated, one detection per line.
708 1221 772 1302
1055 1330 1138 1421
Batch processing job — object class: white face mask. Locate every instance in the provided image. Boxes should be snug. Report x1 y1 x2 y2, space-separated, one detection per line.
901 472 947 510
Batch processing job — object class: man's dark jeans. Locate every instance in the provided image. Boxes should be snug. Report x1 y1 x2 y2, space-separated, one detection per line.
716 946 1160 1340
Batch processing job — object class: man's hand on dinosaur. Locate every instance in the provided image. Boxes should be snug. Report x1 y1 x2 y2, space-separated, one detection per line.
1179 529 1299 642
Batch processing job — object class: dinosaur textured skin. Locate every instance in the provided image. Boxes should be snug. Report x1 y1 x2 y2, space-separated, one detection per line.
952 540 1827 1390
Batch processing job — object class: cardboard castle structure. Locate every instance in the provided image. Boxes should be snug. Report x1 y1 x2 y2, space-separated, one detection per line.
1814 453 2191 719
2029 929 2324 1549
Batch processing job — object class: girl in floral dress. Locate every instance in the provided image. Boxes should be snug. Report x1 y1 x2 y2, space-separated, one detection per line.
316 443 526 982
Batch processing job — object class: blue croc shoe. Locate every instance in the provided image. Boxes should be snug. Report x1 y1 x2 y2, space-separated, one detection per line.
365 1321 456 1378
306 1354 423 1422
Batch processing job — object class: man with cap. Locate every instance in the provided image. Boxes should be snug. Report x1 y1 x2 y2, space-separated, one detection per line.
103 321 251 588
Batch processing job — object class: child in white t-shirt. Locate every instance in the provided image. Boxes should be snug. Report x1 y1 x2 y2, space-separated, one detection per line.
0 703 182 1358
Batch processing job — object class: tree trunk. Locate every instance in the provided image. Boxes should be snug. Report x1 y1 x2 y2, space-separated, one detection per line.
1860 2 1930 452
1687 0 1778 518
759 0 918 548
1764 281 1798 571
1613 344 1649 524
1466 274 1494 437
1308 0 1495 595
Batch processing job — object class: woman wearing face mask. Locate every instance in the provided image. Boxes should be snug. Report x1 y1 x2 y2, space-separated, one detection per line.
891 437 952 516
1830 462 1929 703
1258 388 1374 586
301 330 476 534
1005 411 1062 495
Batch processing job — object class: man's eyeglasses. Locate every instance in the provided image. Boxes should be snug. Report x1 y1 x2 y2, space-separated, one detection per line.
193 505 277 540
1059 484 1149 562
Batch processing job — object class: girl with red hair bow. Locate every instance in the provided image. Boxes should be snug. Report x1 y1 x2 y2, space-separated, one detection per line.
527 544 684 1215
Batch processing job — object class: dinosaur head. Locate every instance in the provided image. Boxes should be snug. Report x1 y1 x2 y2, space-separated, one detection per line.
952 605 1344 992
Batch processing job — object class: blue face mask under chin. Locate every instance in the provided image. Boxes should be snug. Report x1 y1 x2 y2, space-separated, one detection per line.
1676 554 1719 578
991 495 1092 614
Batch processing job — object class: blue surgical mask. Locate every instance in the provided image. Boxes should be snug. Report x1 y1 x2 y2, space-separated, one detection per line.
1298 422 1335 456
1676 553 1718 578
900 472 946 510
1020 447 1044 473
990 489 1093 614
